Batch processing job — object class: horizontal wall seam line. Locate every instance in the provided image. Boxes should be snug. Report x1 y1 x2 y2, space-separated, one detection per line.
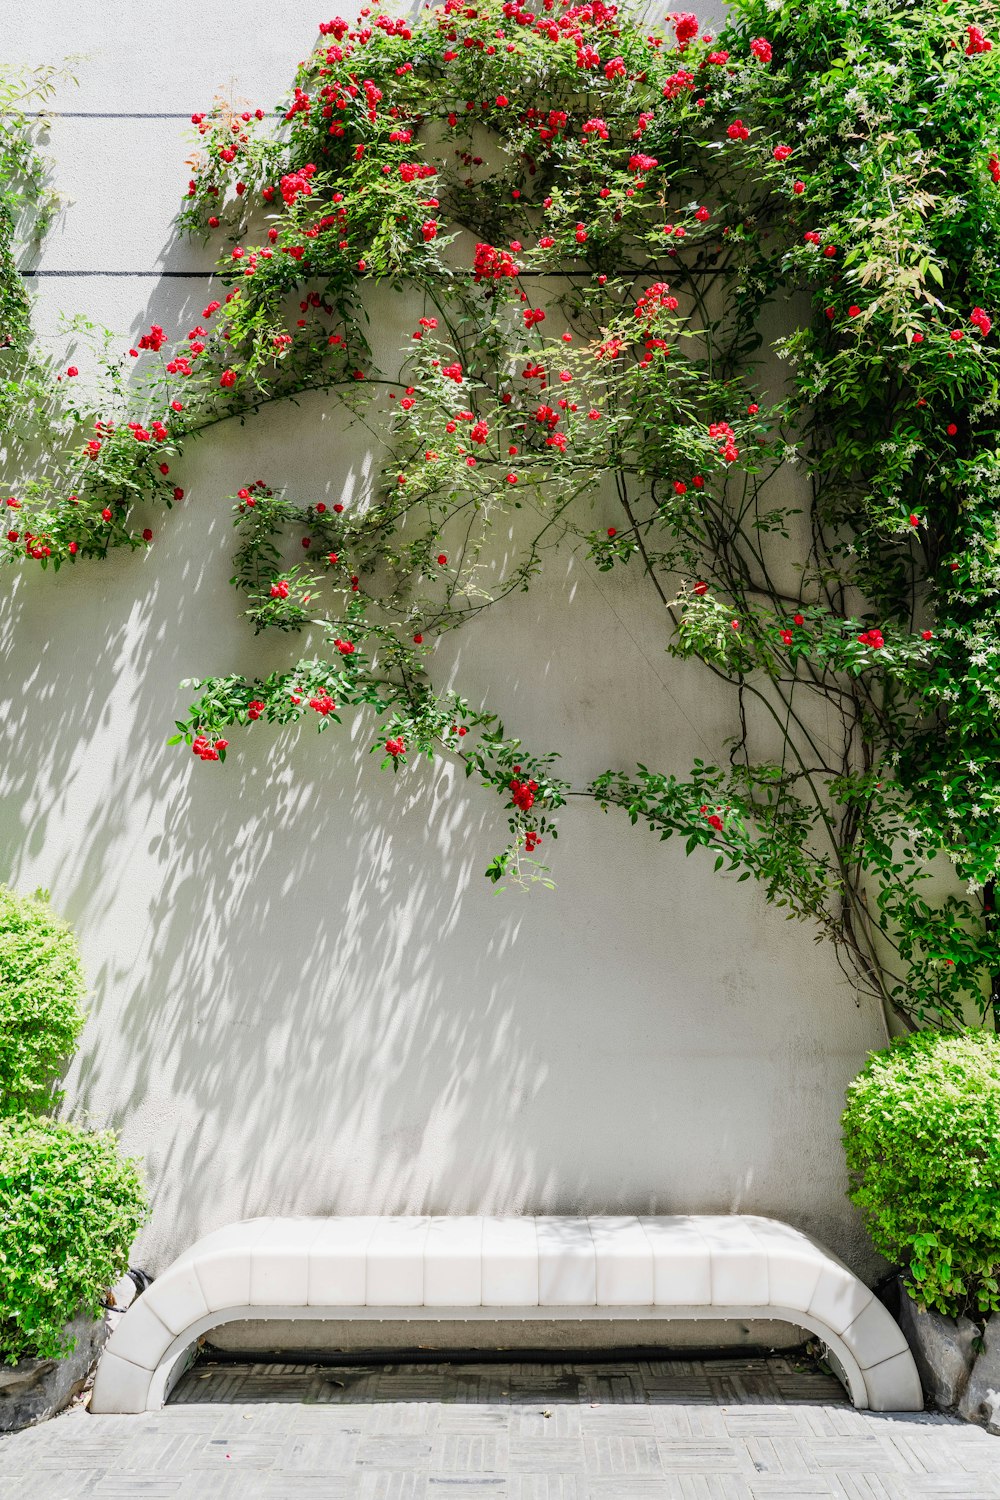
21 267 719 279
16 111 199 119
20 270 216 278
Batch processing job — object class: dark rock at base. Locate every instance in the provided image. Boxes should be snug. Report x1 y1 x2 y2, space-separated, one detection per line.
959 1312 1000 1435
897 1285 978 1411
0 1315 107 1432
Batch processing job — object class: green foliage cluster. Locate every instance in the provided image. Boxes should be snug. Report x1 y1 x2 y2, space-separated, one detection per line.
0 1117 147 1364
843 1031 1000 1318
3 0 1000 1029
0 891 145 1366
0 885 86 1113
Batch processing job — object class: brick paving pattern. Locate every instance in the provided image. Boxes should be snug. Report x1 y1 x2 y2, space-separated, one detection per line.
0 1356 996 1499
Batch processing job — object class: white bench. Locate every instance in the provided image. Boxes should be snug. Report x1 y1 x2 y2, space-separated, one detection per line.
90 1215 922 1413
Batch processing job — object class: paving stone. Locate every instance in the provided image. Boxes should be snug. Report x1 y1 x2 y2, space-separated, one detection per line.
77 1479 189 1497
230 1479 360 1498
725 1413 809 1435
508 1441 586 1473
744 1435 810 1476
280 1431 363 1468
830 1477 896 1500
0 1477 87 1500
585 1483 675 1499
579 1406 656 1434
745 1484 837 1499
430 1432 511 1471
660 1480 755 1500
356 1434 438 1468
360 1476 429 1499
656 1439 749 1472
437 1409 510 1435
653 1407 729 1440
583 1433 663 1474
797 1440 902 1473
949 1435 1000 1469
371 1405 442 1437
880 1480 1000 1500
508 1479 589 1500
425 1480 508 1496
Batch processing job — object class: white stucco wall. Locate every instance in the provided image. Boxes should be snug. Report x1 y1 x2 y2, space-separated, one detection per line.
1 1 889 1286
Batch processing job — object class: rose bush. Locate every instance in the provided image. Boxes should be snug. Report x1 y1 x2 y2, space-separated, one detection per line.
3 0 1000 1031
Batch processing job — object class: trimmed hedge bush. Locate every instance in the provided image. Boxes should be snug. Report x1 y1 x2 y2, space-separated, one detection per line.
843 1030 1000 1317
0 886 86 1113
0 1116 147 1364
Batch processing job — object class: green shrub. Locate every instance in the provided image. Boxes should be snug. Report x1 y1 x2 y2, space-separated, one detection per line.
0 1116 146 1364
843 1031 1000 1317
0 886 86 1114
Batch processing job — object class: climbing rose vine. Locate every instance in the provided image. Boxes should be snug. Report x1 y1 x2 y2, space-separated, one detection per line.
4 0 1000 1033
0 60 77 440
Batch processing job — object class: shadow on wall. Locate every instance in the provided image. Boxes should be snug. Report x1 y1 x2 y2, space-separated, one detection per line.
0 287 886 1277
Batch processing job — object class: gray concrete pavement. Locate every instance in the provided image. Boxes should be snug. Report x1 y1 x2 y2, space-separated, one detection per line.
0 1356 996 1499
